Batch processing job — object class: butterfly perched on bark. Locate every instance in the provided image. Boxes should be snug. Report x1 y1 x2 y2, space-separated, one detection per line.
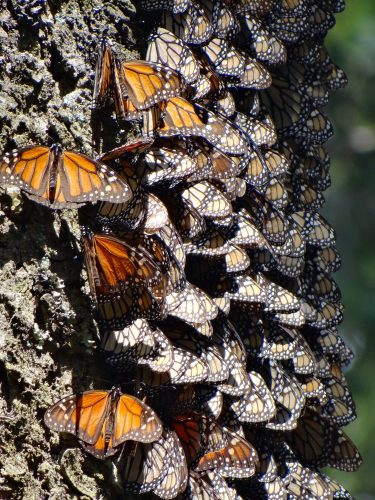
44 387 162 459
0 144 131 208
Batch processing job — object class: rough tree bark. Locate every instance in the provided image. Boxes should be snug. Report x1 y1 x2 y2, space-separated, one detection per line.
0 1 143 497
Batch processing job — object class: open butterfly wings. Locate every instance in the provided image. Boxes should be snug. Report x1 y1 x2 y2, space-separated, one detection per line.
0 145 131 208
44 389 162 459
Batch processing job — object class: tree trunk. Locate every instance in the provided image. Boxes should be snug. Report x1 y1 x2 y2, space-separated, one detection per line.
0 1 139 497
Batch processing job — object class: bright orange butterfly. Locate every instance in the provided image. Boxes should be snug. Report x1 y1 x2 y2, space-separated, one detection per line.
0 144 131 208
44 387 162 459
172 413 258 478
94 40 185 120
82 232 168 328
155 97 248 155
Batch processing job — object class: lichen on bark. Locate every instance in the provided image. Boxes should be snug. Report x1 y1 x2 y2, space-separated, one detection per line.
0 1 141 497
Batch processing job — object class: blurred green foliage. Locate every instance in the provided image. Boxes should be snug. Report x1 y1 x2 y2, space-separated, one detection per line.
325 1 375 497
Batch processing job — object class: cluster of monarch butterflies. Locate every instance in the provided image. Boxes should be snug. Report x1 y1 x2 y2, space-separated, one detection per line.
0 0 362 498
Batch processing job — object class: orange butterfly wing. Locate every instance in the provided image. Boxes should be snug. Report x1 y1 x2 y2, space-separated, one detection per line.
44 390 110 445
91 234 161 290
195 434 258 478
172 414 205 466
158 97 247 155
80 416 117 459
55 150 131 206
0 146 51 199
94 40 114 105
0 145 131 208
113 394 162 446
121 61 185 110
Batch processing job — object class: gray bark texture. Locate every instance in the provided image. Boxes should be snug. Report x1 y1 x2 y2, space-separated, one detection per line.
0 1 141 497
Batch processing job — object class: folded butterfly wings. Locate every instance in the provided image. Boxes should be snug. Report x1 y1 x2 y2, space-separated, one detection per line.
94 39 186 121
82 233 170 327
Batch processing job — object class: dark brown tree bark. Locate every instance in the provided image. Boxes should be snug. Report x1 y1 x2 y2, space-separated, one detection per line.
0 1 141 496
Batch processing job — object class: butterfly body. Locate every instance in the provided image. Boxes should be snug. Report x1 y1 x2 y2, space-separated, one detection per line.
94 40 185 121
44 387 162 459
0 144 131 208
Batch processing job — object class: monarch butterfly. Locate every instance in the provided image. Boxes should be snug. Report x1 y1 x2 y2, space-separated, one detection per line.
231 370 276 423
260 248 305 279
94 40 185 120
171 413 209 466
184 224 233 257
99 137 154 162
282 461 332 499
262 207 290 245
213 90 236 117
140 0 190 14
82 232 168 327
143 193 171 234
320 473 352 499
266 3 310 44
164 193 205 239
161 3 213 45
105 326 175 374
226 273 267 305
230 213 268 249
223 245 251 273
286 407 362 471
44 387 162 459
231 0 276 16
169 346 209 383
0 144 131 208
273 307 306 329
96 161 146 231
321 363 356 426
295 109 333 144
166 282 218 326
143 143 199 186
146 28 200 84
122 428 188 497
100 318 152 351
234 112 277 147
196 430 258 479
200 0 240 39
244 15 287 65
310 4 335 37
260 76 308 134
172 414 258 478
260 322 299 362
263 361 306 431
191 57 223 100
165 326 229 383
156 97 248 155
181 181 232 219
137 346 208 387
216 350 251 397
236 57 272 90
316 328 353 366
301 376 328 406
291 182 325 211
182 387 224 420
202 38 246 78
313 244 341 273
184 471 224 499
260 275 300 314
